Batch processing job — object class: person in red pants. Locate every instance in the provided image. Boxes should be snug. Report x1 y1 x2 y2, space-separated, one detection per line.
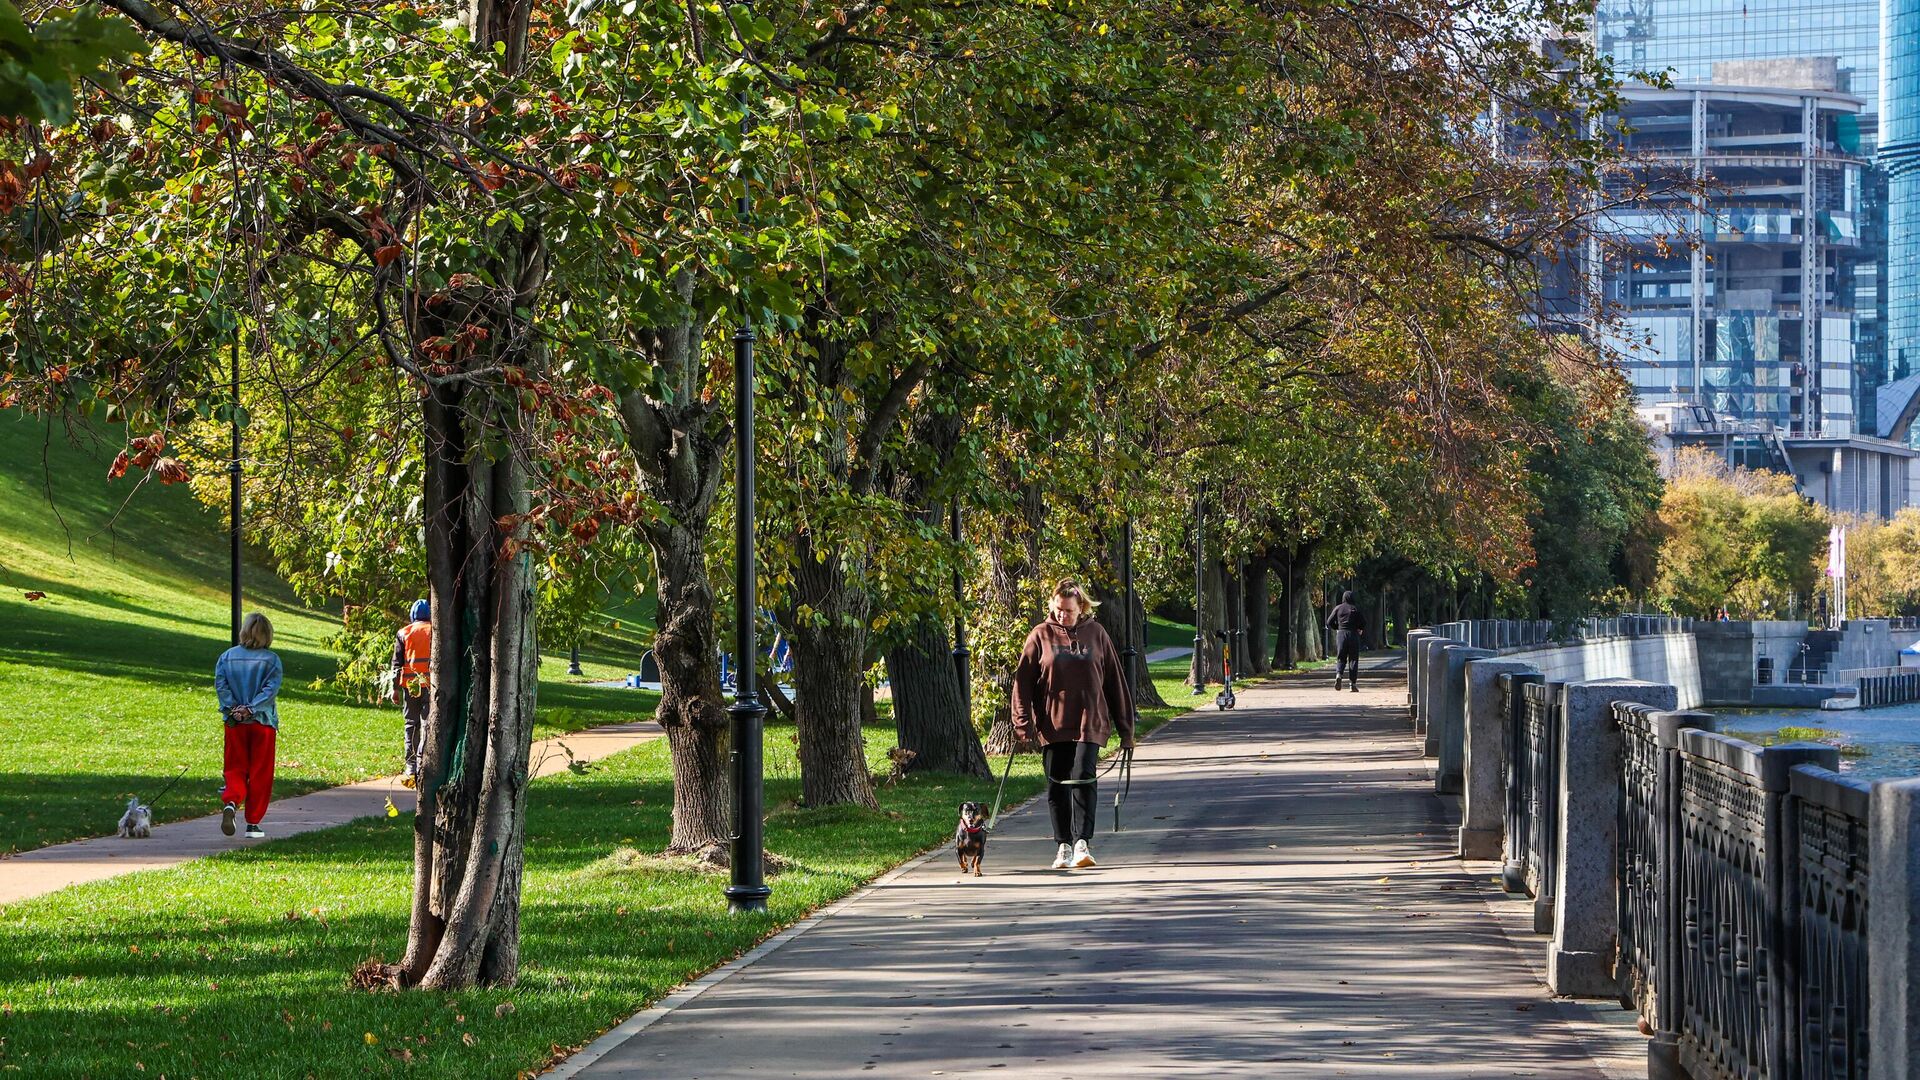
215 612 284 839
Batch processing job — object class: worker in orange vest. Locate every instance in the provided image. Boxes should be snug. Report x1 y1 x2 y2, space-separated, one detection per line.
388 598 432 788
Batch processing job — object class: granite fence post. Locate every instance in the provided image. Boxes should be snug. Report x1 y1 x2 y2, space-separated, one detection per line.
1460 659 1536 858
1405 629 1433 729
1420 637 1454 758
1548 679 1678 997
1870 777 1920 1080
1437 646 1494 796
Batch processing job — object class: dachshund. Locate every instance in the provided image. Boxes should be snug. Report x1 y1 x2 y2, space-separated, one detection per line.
955 800 988 875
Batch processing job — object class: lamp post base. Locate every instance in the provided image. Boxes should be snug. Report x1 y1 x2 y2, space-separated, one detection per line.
724 886 771 914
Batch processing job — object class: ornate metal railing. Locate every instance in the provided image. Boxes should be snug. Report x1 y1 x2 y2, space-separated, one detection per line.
1673 731 1840 1080
1500 670 1543 895
1676 731 1782 1080
1617 702 1662 1019
1521 679 1562 932
1615 704 1717 1037
1427 616 1689 651
1787 765 1870 1080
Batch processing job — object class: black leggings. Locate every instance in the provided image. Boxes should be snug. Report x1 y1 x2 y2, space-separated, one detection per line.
1044 741 1100 843
1335 631 1361 684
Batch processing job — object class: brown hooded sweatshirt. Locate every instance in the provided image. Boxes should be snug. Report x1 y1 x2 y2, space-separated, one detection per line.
1010 617 1136 748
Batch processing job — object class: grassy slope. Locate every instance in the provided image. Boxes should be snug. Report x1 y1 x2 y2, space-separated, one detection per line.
0 673 1201 1079
0 414 657 854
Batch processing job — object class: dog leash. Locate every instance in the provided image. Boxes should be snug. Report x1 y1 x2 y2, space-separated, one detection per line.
986 746 1017 832
986 745 1135 834
142 764 190 813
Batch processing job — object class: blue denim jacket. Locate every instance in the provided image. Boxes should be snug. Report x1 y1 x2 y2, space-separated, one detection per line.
215 646 283 729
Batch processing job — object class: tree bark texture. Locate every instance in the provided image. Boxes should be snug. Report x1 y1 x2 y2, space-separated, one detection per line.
404 384 539 991
1091 530 1166 707
1273 542 1323 669
981 470 1045 756
1220 561 1244 680
788 530 880 808
1243 557 1271 675
886 616 989 776
881 408 989 776
1293 586 1325 663
616 273 733 853
1187 557 1225 687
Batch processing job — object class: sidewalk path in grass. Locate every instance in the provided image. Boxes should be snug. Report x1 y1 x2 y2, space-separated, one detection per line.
0 720 663 907
1145 645 1192 661
556 660 1641 1080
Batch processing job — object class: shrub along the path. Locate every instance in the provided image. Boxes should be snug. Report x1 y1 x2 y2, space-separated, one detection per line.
0 675 1196 1080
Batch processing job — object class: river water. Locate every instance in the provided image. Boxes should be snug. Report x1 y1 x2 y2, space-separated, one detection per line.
1716 703 1920 780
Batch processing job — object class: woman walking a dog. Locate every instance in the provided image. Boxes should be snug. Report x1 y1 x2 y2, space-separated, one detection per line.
215 612 283 839
1012 578 1136 870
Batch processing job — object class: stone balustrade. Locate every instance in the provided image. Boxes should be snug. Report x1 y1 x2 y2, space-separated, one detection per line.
1406 621 1920 1080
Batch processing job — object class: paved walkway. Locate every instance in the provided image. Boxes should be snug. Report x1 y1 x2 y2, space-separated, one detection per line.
561 664 1639 1079
0 720 662 906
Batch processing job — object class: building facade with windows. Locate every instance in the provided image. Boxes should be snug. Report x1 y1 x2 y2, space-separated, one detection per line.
1883 0 1920 401
1594 0 1890 432
1597 79 1871 436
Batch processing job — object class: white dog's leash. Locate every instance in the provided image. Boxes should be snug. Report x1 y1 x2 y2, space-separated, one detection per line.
140 764 190 812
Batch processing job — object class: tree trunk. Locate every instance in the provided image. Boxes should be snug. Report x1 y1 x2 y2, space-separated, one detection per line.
1244 557 1271 675
981 466 1045 757
1220 560 1244 681
402 384 539 991
390 0 548 969
887 617 989 776
1274 542 1323 668
1294 585 1325 663
787 534 880 809
616 271 733 854
1187 557 1226 686
1091 530 1166 708
642 517 731 853
880 406 989 778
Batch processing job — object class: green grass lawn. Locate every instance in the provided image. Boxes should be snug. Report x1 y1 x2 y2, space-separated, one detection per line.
1145 615 1194 650
0 673 1199 1080
0 414 656 854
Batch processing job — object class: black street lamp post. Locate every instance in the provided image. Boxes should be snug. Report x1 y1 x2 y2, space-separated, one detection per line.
1232 557 1246 676
1122 516 1138 692
725 91 770 916
950 499 970 717
229 328 242 646
1192 490 1205 694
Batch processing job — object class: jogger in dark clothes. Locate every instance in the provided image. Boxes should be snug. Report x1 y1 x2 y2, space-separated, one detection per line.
1325 590 1366 693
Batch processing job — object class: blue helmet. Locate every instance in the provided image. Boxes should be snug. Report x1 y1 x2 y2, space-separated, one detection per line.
410 599 430 623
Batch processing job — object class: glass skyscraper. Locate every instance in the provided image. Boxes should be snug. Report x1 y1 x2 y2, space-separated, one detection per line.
1594 0 1889 434
1598 0 1882 114
1884 0 1920 397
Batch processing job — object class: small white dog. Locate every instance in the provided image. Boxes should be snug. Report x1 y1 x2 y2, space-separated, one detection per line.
117 797 153 839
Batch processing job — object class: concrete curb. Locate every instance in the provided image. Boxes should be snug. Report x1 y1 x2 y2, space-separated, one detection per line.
541 710 1196 1078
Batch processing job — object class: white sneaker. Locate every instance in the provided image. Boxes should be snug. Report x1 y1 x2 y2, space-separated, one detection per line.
1050 843 1073 869
1072 840 1097 868
245 824 265 839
